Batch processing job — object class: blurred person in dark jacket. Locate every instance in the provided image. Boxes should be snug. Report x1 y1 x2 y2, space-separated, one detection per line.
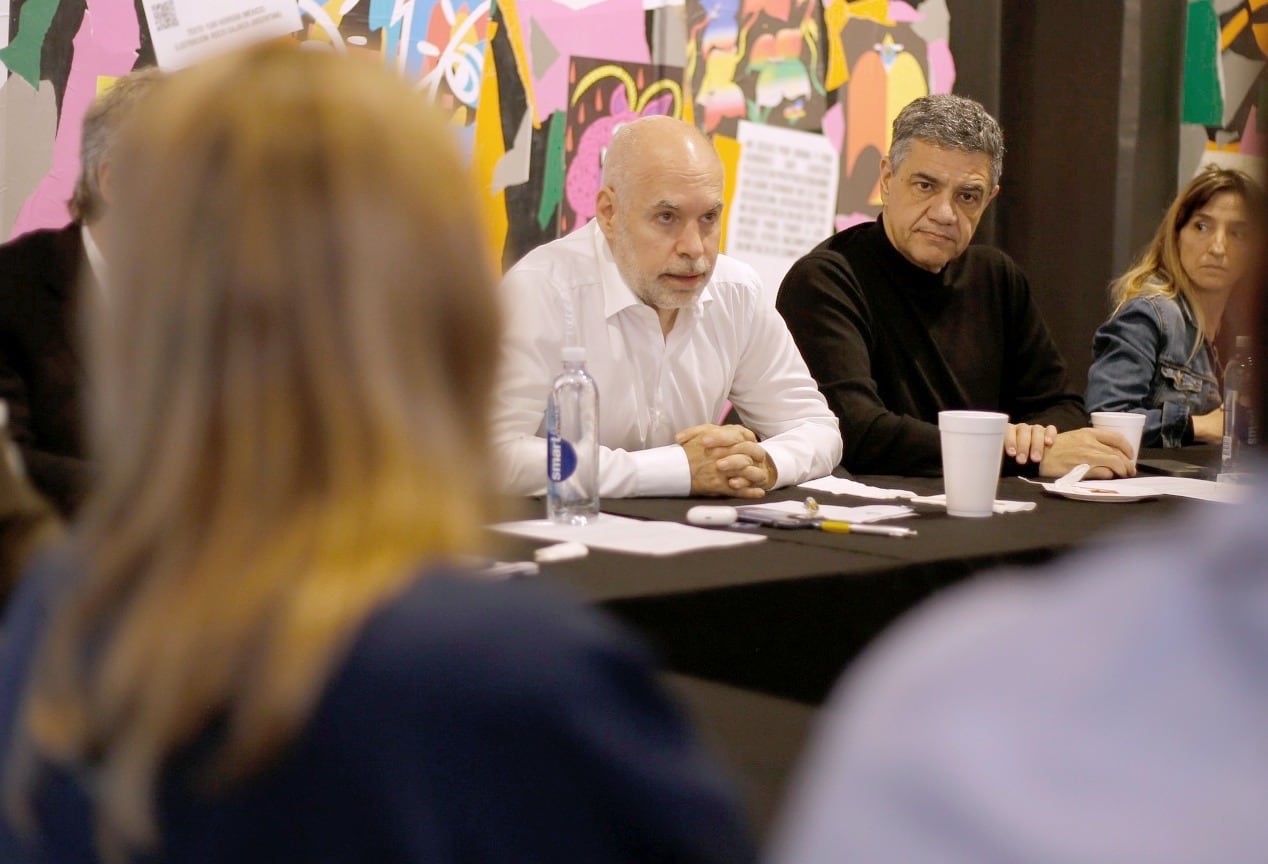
0 66 162 517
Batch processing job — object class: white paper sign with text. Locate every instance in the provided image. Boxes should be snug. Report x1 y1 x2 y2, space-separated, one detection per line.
725 121 840 305
142 0 303 70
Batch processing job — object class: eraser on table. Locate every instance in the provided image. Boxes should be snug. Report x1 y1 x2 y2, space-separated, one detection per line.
534 541 589 563
686 505 739 527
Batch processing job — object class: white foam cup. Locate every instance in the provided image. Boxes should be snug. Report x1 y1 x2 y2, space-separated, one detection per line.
1089 411 1145 465
939 410 1009 518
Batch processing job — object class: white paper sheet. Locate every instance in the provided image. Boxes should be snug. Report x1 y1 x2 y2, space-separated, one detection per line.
1038 476 1248 504
798 476 918 500
141 0 303 70
491 513 765 556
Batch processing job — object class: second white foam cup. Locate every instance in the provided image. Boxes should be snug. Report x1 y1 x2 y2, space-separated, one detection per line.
1089 411 1145 465
939 410 1009 518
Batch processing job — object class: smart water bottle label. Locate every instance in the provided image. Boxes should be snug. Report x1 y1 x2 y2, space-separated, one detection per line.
547 432 578 482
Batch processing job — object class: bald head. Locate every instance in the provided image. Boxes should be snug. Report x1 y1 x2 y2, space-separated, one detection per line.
601 116 722 197
595 116 725 322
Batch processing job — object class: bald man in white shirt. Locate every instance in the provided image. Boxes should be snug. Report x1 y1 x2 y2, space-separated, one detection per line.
493 116 841 498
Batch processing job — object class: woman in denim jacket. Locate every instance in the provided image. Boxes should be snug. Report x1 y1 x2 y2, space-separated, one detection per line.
1087 167 1262 447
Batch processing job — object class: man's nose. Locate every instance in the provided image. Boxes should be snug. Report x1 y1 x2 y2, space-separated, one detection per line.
677 222 705 257
928 193 956 223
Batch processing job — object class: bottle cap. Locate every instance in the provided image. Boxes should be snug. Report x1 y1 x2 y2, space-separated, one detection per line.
1235 334 1251 350
561 346 586 363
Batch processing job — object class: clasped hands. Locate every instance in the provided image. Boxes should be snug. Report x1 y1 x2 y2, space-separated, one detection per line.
1006 423 1137 480
676 424 776 498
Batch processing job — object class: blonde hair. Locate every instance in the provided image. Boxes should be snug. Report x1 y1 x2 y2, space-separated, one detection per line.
12 43 500 856
1109 165 1263 352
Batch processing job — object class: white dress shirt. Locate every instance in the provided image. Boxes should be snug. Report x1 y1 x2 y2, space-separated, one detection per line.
493 221 841 497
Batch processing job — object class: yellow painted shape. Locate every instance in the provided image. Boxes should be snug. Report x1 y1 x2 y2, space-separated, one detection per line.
1222 7 1248 50
824 0 849 90
884 51 928 155
847 0 891 26
472 20 509 263
306 0 347 44
714 134 740 252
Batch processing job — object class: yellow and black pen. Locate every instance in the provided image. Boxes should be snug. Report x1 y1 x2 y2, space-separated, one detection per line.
819 521 917 538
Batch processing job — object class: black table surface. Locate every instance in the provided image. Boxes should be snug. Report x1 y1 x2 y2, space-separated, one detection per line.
496 445 1221 703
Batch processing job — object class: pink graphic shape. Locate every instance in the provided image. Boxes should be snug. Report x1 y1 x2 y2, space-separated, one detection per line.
564 88 673 224
515 0 650 121
1241 105 1263 156
11 0 140 237
927 39 955 94
886 1 920 23
821 102 844 154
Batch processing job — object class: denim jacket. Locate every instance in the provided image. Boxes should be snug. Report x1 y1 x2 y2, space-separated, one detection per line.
1086 294 1221 448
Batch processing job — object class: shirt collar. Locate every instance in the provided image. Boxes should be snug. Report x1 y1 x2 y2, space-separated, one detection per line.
588 219 714 322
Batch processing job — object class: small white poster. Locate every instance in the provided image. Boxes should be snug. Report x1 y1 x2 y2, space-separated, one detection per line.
141 0 303 70
725 121 840 306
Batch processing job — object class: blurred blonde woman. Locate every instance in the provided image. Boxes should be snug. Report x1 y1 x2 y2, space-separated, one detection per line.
0 44 753 863
1086 166 1263 447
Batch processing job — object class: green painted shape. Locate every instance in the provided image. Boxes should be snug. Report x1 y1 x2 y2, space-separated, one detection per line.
1181 0 1223 126
0 0 64 89
537 110 566 231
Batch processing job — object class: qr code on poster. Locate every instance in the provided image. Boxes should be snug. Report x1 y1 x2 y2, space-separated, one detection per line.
150 0 179 31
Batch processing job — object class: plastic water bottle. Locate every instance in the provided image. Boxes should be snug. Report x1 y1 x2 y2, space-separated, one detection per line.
1220 334 1259 482
546 346 599 524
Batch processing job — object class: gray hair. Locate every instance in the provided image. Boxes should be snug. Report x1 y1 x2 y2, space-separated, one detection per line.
889 94 1005 187
68 66 164 224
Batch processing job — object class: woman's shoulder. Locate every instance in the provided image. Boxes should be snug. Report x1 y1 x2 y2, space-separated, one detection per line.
1115 290 1186 322
329 568 646 712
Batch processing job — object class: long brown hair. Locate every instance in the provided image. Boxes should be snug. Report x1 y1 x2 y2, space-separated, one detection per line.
11 43 500 856
1110 165 1263 350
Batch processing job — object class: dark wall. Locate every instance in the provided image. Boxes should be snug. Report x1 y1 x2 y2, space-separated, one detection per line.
948 0 1186 394
947 0 1003 247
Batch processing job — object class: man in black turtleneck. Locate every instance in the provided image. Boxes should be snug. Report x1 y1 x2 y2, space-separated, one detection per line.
777 94 1134 479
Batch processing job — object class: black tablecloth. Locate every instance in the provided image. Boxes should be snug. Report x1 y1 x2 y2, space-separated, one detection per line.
502 446 1220 703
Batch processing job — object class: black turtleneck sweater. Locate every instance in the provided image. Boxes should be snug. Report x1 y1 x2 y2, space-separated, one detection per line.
776 218 1087 476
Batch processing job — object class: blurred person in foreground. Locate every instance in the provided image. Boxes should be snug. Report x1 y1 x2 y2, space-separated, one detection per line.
1086 166 1263 447
0 403 61 607
769 205 1268 863
0 67 162 517
0 44 754 863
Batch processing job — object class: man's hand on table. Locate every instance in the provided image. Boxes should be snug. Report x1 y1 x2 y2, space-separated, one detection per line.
676 423 777 497
1037 427 1136 479
1005 423 1057 467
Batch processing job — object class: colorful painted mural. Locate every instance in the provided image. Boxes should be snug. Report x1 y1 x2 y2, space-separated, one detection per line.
1180 0 1265 180
1 0 956 269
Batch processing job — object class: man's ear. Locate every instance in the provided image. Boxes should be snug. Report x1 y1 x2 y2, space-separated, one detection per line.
595 185 618 239
986 184 1001 207
878 157 892 203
